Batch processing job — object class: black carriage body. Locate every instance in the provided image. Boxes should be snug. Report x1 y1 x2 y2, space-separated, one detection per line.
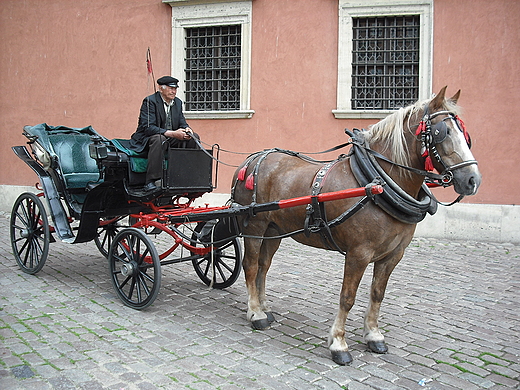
10 123 247 310
13 123 215 243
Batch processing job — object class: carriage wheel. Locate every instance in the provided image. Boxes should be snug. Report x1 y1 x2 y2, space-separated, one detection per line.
10 192 50 274
191 222 242 289
108 228 161 310
95 217 125 258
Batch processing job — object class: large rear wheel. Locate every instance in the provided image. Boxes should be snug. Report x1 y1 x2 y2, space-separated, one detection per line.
10 192 50 274
108 228 161 309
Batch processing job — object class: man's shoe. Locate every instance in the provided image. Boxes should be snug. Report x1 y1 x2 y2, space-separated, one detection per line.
144 182 158 192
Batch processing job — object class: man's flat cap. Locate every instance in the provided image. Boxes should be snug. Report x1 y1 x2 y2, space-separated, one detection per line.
157 76 179 88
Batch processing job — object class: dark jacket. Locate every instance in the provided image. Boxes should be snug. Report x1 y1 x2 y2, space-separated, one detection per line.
128 91 189 152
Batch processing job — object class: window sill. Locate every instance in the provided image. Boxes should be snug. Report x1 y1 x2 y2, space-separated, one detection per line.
332 109 394 119
184 110 255 120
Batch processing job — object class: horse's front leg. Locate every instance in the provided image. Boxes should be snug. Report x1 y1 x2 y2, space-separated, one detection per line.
364 250 404 354
329 252 370 365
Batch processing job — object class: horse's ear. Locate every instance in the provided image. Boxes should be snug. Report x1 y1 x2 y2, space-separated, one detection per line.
430 86 448 110
449 90 461 104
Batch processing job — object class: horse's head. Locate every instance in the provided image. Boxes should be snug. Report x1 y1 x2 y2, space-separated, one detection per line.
417 87 482 196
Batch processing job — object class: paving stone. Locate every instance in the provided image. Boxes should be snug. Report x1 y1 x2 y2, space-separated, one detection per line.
11 364 35 378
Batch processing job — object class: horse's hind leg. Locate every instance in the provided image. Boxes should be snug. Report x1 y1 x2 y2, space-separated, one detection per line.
243 226 281 330
256 227 281 325
364 250 404 354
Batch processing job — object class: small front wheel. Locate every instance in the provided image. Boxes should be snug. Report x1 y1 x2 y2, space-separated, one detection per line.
108 228 161 310
191 221 242 289
95 217 126 258
10 192 50 274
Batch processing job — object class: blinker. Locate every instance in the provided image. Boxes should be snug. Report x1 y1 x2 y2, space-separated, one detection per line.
431 121 448 144
431 116 472 149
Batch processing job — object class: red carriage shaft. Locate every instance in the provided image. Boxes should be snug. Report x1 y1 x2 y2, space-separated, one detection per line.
278 185 383 209
161 183 384 225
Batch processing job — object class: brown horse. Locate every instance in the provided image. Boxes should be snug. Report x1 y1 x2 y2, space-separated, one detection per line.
231 87 481 365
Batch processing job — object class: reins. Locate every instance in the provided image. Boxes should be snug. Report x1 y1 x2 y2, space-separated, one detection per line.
193 136 353 167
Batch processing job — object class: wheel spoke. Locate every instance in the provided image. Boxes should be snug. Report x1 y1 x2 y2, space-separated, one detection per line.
128 276 136 300
19 201 30 226
29 241 37 269
214 262 228 281
18 237 30 257
117 239 133 261
33 235 44 257
100 233 109 248
139 269 155 284
137 273 151 296
199 259 211 279
21 243 29 267
12 222 27 232
215 257 234 273
119 275 132 290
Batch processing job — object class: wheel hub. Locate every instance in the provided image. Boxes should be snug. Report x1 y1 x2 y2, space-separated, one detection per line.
20 228 32 239
121 262 137 277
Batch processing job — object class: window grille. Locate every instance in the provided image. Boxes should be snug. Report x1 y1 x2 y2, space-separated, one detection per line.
351 15 420 110
185 25 241 111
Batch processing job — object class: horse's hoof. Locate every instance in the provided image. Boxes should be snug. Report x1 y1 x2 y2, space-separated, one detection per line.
266 312 275 324
251 318 271 330
367 340 388 354
331 350 353 366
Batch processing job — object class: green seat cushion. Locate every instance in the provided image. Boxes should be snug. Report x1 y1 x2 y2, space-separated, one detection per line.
111 139 148 173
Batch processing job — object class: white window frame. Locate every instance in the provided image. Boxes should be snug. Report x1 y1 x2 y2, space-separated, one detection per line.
333 0 433 119
163 0 254 119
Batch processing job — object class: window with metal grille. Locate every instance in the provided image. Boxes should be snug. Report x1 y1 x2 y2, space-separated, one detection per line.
184 25 241 111
351 15 420 110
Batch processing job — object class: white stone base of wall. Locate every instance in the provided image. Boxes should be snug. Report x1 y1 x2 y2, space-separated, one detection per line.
2 185 518 244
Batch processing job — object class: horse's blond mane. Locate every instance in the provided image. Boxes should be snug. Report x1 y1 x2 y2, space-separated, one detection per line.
363 95 462 169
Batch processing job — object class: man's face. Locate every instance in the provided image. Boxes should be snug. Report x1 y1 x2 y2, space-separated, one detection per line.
160 85 177 103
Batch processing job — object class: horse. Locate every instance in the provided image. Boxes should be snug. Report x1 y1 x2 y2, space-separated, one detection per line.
230 87 482 365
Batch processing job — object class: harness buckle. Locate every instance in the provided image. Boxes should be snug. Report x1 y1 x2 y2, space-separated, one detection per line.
441 171 454 185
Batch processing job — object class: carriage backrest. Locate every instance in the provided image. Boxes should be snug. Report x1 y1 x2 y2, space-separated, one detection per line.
24 124 103 189
48 133 101 188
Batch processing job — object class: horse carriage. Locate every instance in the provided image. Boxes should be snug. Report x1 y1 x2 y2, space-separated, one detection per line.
10 87 482 365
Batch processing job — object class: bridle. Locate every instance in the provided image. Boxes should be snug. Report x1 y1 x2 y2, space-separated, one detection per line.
414 108 478 186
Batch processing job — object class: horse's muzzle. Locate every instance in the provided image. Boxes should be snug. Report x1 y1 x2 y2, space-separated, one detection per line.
453 167 482 195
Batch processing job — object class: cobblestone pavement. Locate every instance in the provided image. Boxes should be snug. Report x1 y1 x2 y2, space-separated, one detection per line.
0 213 519 390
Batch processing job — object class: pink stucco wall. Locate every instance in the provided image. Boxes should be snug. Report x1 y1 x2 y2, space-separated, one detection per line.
1 0 518 205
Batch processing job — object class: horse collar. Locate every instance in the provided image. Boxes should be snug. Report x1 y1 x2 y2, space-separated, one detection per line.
347 128 438 224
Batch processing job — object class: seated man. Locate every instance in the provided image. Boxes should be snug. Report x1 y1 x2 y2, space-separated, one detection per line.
128 75 199 191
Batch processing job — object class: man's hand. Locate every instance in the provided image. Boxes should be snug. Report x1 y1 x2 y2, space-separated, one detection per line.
165 128 192 140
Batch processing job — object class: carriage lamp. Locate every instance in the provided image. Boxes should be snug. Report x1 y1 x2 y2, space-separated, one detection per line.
89 135 108 161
